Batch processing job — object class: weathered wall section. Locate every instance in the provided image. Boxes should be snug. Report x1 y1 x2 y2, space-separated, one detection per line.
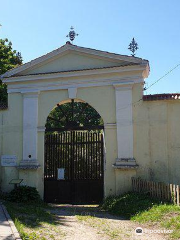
134 98 180 185
0 93 23 191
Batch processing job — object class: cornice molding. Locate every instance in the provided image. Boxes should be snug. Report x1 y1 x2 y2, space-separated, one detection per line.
7 75 144 93
3 64 147 84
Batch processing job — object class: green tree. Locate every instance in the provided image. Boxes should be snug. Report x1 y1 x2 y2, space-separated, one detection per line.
0 38 23 102
46 101 103 129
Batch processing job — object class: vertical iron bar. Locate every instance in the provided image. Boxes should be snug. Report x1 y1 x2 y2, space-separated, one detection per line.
98 133 101 179
95 132 98 179
63 132 65 173
44 134 47 178
87 131 89 179
71 99 74 121
101 133 104 179
48 134 50 179
60 132 62 169
90 132 93 179
97 133 99 179
65 132 70 180
75 131 77 180
77 132 80 180
49 134 51 178
65 131 67 172
85 132 88 179
53 134 55 179
80 131 83 179
55 134 57 179
72 131 75 202
99 132 101 179
92 132 94 179
82 131 84 179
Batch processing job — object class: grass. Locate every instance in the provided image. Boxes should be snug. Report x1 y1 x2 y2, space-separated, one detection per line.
132 204 180 239
4 201 65 240
102 192 180 239
4 193 180 239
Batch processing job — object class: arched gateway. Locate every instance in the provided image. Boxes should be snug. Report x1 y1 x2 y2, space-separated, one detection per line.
0 42 149 201
44 99 104 203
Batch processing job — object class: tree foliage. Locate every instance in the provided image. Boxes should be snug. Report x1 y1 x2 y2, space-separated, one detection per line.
0 38 23 102
46 101 103 129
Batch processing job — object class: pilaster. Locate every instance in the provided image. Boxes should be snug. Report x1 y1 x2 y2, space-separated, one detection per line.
19 92 40 169
113 82 138 169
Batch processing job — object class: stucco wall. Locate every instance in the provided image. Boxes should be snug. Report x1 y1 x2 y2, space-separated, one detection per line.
0 93 23 192
0 82 180 197
134 97 180 185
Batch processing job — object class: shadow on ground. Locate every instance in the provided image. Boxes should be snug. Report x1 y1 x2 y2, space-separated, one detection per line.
49 204 126 223
4 201 126 231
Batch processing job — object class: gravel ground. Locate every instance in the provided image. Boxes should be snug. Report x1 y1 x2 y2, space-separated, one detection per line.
49 204 169 240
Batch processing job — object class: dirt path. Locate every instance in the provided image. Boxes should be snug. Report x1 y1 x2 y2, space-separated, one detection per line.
49 205 168 240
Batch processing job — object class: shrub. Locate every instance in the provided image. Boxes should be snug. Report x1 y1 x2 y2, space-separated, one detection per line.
102 192 162 218
8 186 41 203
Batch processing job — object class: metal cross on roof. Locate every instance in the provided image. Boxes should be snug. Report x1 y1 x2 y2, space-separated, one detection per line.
128 38 139 57
66 26 79 43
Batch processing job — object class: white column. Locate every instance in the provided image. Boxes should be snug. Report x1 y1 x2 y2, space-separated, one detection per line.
22 92 39 161
114 83 133 159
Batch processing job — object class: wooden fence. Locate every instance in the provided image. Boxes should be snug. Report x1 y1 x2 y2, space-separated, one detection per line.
132 177 180 206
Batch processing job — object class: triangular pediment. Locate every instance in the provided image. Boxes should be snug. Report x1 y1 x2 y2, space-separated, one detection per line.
20 51 134 76
1 42 148 78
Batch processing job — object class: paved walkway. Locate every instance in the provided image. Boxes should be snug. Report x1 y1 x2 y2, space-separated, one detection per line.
0 204 15 240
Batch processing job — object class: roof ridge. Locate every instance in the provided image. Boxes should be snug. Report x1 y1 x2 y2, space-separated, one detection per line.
72 44 147 61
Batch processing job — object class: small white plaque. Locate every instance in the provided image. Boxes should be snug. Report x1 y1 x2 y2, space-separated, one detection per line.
57 168 65 180
1 155 17 167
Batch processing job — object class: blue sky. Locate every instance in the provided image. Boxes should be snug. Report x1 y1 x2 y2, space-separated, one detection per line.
0 0 180 94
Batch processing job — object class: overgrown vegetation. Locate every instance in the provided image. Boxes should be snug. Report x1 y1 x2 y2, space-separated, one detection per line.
102 192 162 218
8 186 41 203
0 38 22 102
102 192 180 239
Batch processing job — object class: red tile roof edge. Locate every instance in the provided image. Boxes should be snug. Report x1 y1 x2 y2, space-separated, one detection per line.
143 94 180 101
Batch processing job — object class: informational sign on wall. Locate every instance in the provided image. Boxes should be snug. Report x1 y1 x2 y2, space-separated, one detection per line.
1 155 17 167
57 168 65 180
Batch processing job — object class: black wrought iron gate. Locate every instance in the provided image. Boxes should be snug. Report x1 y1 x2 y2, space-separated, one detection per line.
44 131 104 203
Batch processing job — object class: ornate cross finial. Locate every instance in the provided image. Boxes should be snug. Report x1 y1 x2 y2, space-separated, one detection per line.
66 26 79 43
128 38 139 57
